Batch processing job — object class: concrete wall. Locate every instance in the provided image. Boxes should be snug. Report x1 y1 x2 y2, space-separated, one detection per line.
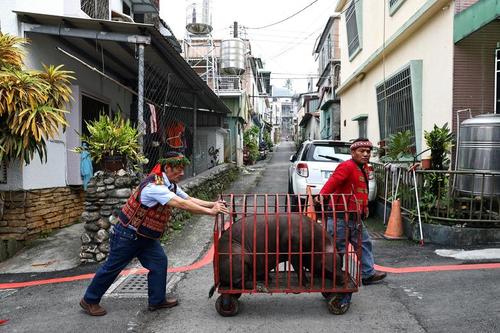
0 0 86 36
337 0 444 77
337 1 454 152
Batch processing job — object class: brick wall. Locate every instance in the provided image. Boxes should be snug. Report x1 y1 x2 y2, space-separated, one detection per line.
0 187 84 241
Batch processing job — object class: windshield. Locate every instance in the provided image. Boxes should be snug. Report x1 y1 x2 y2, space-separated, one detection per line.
306 143 351 162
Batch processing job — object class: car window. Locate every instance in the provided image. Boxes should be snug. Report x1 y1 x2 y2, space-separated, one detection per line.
306 143 351 162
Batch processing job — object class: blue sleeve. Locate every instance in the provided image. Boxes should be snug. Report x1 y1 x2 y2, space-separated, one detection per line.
140 184 176 207
175 185 189 200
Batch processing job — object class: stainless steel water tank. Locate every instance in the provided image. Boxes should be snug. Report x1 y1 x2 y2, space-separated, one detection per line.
185 0 212 35
456 114 500 196
220 38 246 75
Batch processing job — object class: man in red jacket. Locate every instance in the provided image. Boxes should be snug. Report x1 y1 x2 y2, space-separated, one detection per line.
319 138 386 285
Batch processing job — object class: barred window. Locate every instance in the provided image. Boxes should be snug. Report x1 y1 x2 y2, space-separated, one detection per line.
376 67 415 144
345 1 360 58
81 0 110 20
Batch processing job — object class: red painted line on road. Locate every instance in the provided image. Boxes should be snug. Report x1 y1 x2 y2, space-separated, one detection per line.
1 245 499 290
0 246 214 290
375 262 500 273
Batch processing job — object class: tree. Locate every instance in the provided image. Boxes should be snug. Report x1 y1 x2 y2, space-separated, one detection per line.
284 78 293 91
0 34 74 165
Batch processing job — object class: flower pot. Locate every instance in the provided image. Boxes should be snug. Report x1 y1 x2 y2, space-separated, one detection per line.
421 157 431 170
102 155 126 172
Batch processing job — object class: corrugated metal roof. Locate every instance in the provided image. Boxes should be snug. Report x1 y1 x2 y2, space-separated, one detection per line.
15 11 230 114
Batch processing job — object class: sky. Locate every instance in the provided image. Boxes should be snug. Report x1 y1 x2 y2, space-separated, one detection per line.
160 0 339 93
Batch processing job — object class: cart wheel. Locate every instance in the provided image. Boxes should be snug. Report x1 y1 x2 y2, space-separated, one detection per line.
233 293 242 300
215 295 239 317
321 292 333 300
327 293 351 315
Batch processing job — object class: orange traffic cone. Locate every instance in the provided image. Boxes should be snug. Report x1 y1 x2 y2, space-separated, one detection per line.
383 199 405 240
304 186 317 222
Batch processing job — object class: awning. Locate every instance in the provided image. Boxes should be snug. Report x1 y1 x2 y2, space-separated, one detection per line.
320 99 335 111
15 11 231 114
299 112 319 127
454 0 500 43
352 114 368 121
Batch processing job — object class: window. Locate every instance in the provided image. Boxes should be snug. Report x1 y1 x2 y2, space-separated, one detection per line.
81 0 110 19
376 67 415 145
122 1 131 16
345 0 361 59
495 49 500 114
358 119 367 138
319 34 332 72
389 0 406 15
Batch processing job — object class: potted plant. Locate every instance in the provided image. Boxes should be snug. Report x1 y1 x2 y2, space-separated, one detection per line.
424 123 453 170
380 130 414 163
73 113 147 172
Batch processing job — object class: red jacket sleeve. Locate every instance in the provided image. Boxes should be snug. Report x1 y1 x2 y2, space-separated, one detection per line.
319 161 349 195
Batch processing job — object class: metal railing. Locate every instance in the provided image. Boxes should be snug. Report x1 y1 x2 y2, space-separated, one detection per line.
373 162 500 226
216 75 241 94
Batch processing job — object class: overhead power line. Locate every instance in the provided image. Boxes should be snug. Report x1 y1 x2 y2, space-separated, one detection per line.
246 0 319 30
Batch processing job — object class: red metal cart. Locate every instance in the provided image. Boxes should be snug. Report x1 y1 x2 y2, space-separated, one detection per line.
212 192 362 316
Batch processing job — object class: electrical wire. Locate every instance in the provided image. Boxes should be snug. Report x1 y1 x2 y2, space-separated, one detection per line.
246 0 320 30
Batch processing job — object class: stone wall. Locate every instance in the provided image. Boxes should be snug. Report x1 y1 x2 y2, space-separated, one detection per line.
79 164 240 263
79 170 141 263
0 187 84 261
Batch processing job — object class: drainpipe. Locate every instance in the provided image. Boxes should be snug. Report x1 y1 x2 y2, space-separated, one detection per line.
137 44 145 155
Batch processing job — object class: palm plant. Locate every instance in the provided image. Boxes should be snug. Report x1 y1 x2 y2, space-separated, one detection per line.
73 113 147 168
381 130 414 162
0 33 74 164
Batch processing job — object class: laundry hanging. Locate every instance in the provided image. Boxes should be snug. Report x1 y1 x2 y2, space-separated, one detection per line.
148 103 158 133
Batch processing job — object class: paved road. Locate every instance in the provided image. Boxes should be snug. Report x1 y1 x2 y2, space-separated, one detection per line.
1 140 499 333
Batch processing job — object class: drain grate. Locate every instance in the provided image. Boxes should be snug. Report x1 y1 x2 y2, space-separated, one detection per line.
107 272 180 298
369 231 385 240
114 274 148 294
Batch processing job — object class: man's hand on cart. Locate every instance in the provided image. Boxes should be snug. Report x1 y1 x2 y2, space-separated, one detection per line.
211 201 229 215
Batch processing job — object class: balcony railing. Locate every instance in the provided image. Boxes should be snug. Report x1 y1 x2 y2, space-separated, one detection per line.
373 163 500 226
216 75 241 94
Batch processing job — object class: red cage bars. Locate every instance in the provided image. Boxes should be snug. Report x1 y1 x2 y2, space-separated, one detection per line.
212 193 363 316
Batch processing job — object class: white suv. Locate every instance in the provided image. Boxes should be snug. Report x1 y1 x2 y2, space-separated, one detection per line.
288 140 377 202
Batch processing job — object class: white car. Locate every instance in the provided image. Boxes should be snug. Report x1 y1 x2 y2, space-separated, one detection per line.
288 140 377 204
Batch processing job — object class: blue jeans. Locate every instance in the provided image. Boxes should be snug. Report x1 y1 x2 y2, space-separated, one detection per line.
83 223 168 306
327 217 375 279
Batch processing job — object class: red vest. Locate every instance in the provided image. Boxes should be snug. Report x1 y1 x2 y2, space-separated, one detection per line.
118 175 171 240
319 159 369 217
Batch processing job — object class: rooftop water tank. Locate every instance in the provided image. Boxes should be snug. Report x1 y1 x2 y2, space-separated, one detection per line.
185 0 212 35
455 114 500 196
220 38 246 75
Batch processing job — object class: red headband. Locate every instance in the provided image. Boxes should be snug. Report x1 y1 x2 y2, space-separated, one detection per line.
350 140 373 150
